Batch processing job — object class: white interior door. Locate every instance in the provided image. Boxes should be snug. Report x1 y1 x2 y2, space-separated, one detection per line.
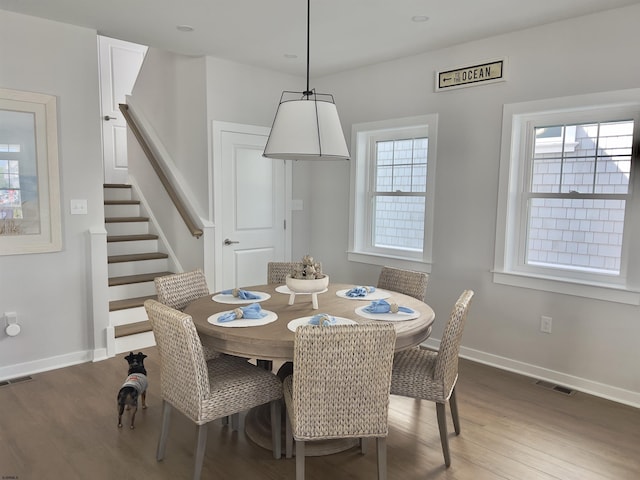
98 35 147 184
217 125 290 290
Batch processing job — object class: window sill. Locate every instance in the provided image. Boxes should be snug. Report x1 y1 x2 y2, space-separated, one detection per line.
348 251 431 273
492 270 640 305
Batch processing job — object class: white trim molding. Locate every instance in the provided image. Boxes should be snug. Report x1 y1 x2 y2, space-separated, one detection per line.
422 338 640 408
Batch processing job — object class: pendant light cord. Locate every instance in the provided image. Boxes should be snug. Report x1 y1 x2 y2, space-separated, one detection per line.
304 0 312 97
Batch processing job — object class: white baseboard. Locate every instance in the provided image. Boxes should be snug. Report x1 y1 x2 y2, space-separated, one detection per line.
92 347 109 362
421 339 640 409
0 350 93 382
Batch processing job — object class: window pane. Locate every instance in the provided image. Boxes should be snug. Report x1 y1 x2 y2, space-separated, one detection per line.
526 197 624 274
373 195 425 251
375 137 427 193
532 121 633 194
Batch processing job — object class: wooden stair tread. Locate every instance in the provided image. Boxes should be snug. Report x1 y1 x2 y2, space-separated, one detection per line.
104 184 132 189
110 295 156 311
115 321 152 338
104 200 140 205
105 216 149 223
108 252 168 263
109 271 173 287
107 234 158 242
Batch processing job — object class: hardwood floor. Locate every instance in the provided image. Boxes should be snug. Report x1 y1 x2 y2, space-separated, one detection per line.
0 347 638 479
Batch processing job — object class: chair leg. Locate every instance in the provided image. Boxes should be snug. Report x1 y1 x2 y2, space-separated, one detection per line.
436 402 451 467
193 424 208 480
376 437 387 480
230 412 240 431
156 400 172 461
285 411 293 458
295 440 305 480
450 386 461 435
270 400 282 459
360 437 367 455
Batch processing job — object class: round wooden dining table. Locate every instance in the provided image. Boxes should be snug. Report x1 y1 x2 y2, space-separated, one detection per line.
184 282 435 456
185 282 435 361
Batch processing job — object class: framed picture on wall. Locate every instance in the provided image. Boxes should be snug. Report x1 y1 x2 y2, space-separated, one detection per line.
0 87 61 255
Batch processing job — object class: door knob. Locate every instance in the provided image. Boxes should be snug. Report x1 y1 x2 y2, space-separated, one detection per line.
104 115 117 121
224 238 240 246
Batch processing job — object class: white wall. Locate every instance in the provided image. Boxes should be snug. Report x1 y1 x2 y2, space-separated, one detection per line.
128 49 208 272
128 53 305 275
312 5 640 404
204 56 304 226
0 11 104 376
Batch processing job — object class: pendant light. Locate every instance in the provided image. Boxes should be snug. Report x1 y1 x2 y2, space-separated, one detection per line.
263 0 349 160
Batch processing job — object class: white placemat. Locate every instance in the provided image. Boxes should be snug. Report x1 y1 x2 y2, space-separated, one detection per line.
354 305 420 322
287 316 357 332
207 310 278 327
211 291 271 304
275 285 328 295
335 288 392 301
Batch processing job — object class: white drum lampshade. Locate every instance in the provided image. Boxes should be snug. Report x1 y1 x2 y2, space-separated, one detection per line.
263 0 349 161
263 94 349 161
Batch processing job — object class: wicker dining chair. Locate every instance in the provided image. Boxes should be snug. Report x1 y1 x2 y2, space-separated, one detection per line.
144 300 283 480
267 262 302 284
283 323 396 480
390 289 474 467
154 269 220 361
377 266 429 301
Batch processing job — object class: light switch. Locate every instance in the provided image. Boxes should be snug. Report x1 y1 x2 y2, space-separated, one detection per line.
292 199 304 211
70 199 88 215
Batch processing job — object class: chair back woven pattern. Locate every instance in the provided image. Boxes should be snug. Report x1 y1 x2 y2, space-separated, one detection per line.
377 266 429 301
145 299 210 421
154 269 210 311
434 290 474 393
288 323 396 441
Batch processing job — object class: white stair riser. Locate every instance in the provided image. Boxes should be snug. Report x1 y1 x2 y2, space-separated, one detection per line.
109 307 149 327
110 306 147 327
109 282 157 302
108 239 158 256
105 203 140 217
115 331 156 354
105 221 149 236
108 258 169 277
104 187 132 202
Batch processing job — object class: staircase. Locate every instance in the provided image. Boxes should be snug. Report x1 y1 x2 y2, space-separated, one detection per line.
104 184 174 353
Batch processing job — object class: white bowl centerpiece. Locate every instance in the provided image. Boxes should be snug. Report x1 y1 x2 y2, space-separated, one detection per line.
286 255 328 292
285 255 328 308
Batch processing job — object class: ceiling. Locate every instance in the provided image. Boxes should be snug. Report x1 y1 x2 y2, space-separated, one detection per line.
2 0 639 77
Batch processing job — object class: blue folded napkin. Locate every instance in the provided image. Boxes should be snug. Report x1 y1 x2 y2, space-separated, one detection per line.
308 313 337 326
345 286 376 297
221 288 261 300
363 299 414 314
217 303 268 323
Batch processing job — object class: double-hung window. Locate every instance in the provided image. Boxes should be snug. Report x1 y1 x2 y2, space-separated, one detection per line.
494 90 640 304
349 114 437 270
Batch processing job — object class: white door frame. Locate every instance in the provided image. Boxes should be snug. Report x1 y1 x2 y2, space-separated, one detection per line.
211 121 292 291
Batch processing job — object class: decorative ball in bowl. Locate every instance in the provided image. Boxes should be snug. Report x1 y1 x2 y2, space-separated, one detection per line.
286 274 329 293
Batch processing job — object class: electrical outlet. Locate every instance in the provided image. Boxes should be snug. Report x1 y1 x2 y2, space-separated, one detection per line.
540 315 552 333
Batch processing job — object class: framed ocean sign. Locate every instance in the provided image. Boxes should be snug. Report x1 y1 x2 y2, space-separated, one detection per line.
0 87 61 255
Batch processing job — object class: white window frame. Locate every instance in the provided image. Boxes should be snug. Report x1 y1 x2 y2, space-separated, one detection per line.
348 114 437 271
494 89 640 304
